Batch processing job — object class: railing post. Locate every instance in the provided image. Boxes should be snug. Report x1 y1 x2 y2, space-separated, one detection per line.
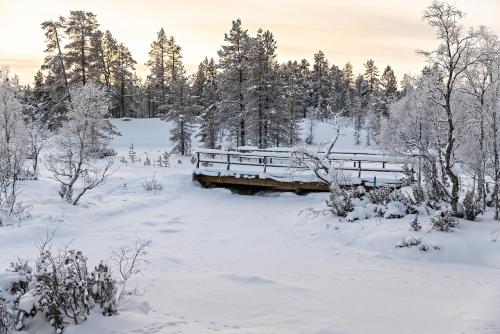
196 152 200 169
226 153 231 171
358 160 362 178
382 161 386 169
373 176 377 188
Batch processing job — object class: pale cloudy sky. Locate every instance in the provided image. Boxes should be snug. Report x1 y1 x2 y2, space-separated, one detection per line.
1 0 499 84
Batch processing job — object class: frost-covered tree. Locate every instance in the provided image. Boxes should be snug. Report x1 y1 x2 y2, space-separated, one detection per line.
418 0 484 214
381 73 449 202
0 80 29 216
46 84 114 205
27 117 49 176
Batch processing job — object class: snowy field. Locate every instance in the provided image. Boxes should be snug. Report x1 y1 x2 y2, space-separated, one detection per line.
1 118 500 334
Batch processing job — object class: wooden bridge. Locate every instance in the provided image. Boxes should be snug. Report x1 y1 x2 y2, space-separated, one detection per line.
193 148 414 194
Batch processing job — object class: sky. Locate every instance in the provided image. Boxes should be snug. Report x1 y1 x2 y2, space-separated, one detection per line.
1 0 500 85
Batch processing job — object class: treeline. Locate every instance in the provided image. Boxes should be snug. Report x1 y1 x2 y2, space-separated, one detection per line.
17 11 400 152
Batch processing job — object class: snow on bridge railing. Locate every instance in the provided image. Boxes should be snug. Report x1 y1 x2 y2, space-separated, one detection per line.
193 148 415 183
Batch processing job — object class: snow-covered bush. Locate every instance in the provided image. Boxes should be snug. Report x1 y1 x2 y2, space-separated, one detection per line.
9 247 120 333
142 174 163 192
395 236 440 252
35 250 91 332
431 211 458 232
346 206 368 222
128 144 136 163
395 236 422 248
368 186 394 205
327 187 354 217
409 216 422 231
158 151 170 167
46 84 114 205
400 164 415 187
0 298 11 334
88 262 117 316
383 201 407 219
463 191 480 221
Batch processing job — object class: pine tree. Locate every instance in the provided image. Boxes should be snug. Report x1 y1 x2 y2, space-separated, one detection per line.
247 29 278 148
40 19 71 126
341 63 355 115
217 19 252 147
146 28 170 116
166 72 194 155
196 58 221 149
310 50 332 119
363 59 380 94
113 43 137 118
64 11 100 85
378 65 398 117
363 59 381 144
280 61 305 146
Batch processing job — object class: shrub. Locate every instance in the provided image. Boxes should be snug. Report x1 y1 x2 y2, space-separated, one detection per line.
327 187 354 217
0 298 11 334
395 236 440 252
88 262 117 316
412 184 426 205
463 190 480 221
395 236 422 248
368 186 394 205
158 151 170 167
431 211 458 232
10 248 119 333
383 201 407 219
400 164 415 186
409 216 422 231
142 174 163 192
128 144 136 163
35 250 91 331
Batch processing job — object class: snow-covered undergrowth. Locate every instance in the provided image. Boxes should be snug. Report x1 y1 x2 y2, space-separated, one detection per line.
1 118 499 334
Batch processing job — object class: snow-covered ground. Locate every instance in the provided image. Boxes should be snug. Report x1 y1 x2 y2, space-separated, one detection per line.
1 118 500 334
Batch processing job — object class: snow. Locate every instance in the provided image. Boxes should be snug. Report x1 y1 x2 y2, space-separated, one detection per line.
1 118 500 334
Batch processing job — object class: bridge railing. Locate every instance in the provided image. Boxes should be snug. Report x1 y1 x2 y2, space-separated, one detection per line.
194 148 413 181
